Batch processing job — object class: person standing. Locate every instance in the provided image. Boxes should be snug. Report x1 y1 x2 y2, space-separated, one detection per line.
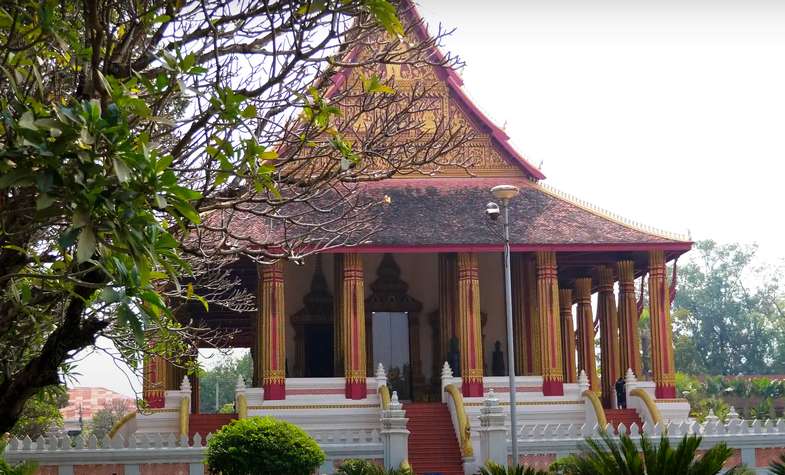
615 376 627 409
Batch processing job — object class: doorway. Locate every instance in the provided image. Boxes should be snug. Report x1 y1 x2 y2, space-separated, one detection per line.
304 325 334 377
372 311 411 400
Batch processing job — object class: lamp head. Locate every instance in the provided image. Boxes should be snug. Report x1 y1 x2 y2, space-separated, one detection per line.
485 202 500 221
490 184 520 201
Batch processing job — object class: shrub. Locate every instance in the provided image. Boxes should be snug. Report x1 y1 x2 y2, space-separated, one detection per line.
0 441 37 475
205 416 324 475
479 461 549 475
335 459 412 475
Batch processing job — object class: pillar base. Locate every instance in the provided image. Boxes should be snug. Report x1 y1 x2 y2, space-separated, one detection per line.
655 384 676 399
145 394 165 409
263 381 286 400
345 380 367 399
462 379 483 397
542 379 564 396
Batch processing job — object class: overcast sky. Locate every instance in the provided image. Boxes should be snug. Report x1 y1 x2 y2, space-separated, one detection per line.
73 1 785 396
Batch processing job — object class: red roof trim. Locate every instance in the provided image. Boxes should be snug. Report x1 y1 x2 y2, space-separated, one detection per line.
320 242 693 254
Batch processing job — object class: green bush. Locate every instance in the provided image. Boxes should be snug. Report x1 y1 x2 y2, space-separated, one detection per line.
479 461 549 475
335 459 412 475
205 416 324 475
0 442 37 475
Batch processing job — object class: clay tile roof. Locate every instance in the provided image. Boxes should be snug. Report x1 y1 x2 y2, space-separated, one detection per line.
354 177 690 250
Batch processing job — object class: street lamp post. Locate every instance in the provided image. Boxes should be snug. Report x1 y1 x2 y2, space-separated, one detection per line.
488 184 520 464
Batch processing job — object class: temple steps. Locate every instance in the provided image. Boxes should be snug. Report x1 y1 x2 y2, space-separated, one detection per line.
604 408 643 430
188 413 237 440
404 402 464 475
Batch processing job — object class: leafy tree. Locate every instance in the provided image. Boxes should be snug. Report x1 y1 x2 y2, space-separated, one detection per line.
9 385 68 438
672 240 783 375
199 352 252 413
552 431 750 475
0 0 468 433
87 399 131 441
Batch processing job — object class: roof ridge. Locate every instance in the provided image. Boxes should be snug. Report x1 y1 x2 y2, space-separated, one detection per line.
535 182 689 242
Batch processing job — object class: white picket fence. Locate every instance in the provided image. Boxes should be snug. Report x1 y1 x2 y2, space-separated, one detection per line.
3 429 384 475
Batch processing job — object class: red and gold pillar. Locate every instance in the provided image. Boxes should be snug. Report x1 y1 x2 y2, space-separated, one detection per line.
342 253 367 399
597 266 621 407
333 254 345 376
143 354 166 408
617 260 642 378
257 261 286 400
575 277 599 392
512 254 540 376
649 250 677 399
438 253 458 366
457 253 484 397
559 289 577 383
536 251 563 396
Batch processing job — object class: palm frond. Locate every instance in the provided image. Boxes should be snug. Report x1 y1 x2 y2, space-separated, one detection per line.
770 453 785 475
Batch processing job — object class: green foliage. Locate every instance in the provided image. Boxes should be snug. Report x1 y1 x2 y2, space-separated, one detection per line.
672 240 784 375
335 459 412 475
0 0 459 436
199 353 252 413
205 416 324 475
87 399 132 441
0 441 37 475
479 461 549 475
770 453 785 475
675 372 785 419
9 385 67 438
552 432 747 475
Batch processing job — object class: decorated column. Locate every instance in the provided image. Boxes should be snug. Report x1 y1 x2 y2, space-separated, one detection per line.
142 354 166 408
648 250 677 398
617 260 642 377
536 251 563 396
575 277 599 392
597 266 621 407
438 253 458 368
558 289 577 383
456 252 484 397
333 254 345 376
256 261 286 400
512 254 540 376
342 253 368 399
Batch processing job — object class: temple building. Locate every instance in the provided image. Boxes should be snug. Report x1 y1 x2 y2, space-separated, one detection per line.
131 3 692 472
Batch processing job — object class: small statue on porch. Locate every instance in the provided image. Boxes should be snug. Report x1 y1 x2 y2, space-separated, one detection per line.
492 340 505 376
448 336 461 376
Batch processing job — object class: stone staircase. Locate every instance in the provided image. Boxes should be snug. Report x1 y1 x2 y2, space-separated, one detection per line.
604 408 643 430
188 413 237 440
404 402 464 475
